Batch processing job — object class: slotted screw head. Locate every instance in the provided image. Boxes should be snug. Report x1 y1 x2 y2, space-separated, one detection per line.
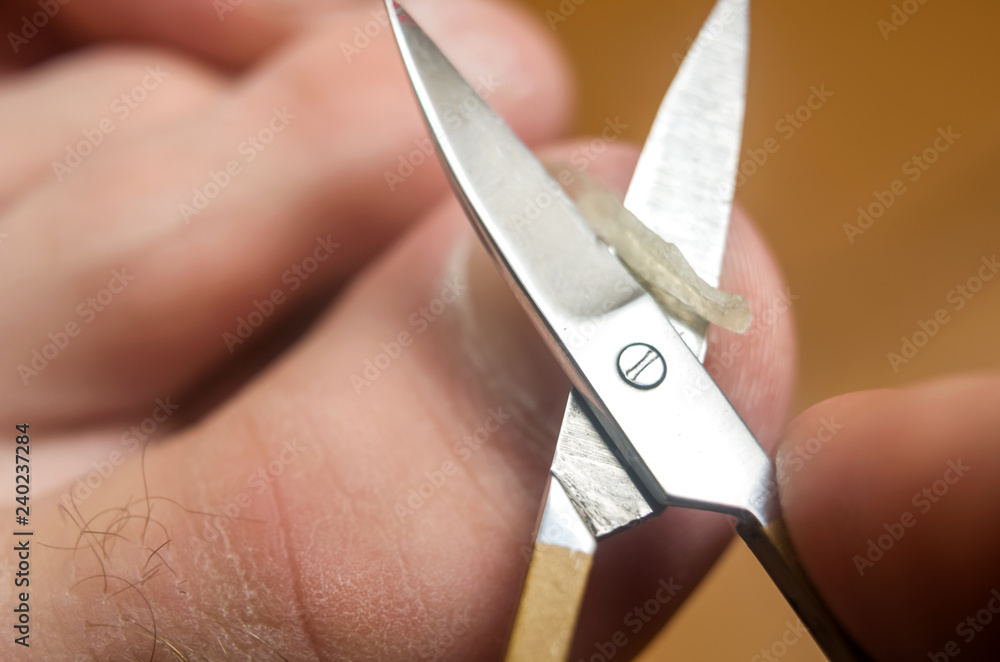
617 343 666 389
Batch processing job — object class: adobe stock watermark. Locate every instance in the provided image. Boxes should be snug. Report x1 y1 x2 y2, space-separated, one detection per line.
750 619 809 662
887 255 997 373
7 0 70 54
852 458 970 576
179 107 295 223
52 66 170 182
59 397 180 511
350 277 466 394
669 0 746 67
721 85 834 197
878 0 932 41
684 287 800 400
564 116 629 174
17 268 135 385
741 414 844 526
213 0 254 21
777 417 845 482
385 73 502 191
580 577 682 662
393 407 512 522
544 0 589 31
339 7 392 62
509 115 629 231
213 0 296 22
928 588 1000 661
223 235 340 353
844 126 960 244
195 438 307 544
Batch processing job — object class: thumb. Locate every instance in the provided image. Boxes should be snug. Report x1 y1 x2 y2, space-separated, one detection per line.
779 374 1000 661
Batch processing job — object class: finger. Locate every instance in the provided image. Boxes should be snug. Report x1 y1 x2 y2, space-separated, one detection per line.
5 0 494 71
779 375 1000 661
17 140 794 660
2 0 309 69
58 0 295 66
0 0 572 427
0 47 221 208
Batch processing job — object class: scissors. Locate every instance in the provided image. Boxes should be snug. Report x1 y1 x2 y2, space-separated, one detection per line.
385 1 872 659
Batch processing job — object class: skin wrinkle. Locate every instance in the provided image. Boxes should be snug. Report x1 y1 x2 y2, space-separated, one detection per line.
1 1 581 658
390 536 435 659
235 333 459 659
213 395 346 659
133 419 305 659
257 214 528 660
267 439 326 662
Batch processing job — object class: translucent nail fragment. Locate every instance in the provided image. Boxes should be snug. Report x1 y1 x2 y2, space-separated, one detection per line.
547 161 752 334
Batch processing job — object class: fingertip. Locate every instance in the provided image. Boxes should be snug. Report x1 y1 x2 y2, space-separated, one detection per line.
780 375 1000 660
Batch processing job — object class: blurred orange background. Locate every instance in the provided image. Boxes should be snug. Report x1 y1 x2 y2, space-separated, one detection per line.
513 0 1000 659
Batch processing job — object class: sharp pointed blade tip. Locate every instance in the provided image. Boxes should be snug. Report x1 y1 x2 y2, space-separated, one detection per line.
624 0 749 288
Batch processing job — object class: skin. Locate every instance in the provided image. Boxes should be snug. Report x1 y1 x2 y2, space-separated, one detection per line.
1 0 998 660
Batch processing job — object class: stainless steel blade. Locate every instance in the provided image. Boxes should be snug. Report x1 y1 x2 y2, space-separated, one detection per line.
384 0 770 517
550 392 652 538
625 0 748 295
387 4 872 659
551 0 749 537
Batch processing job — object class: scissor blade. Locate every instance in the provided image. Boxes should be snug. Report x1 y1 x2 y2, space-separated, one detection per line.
552 0 750 538
386 1 642 334
387 0 769 517
504 475 595 662
625 0 748 297
551 392 652 538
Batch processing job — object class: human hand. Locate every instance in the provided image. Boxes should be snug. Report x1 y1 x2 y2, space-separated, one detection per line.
2 1 998 660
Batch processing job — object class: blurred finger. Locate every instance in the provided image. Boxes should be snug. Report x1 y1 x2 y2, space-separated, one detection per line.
780 374 1000 661
0 47 221 208
3 0 312 69
4 0 475 70
0 0 572 426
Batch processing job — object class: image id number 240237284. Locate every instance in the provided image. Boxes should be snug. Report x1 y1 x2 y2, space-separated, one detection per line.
13 423 32 649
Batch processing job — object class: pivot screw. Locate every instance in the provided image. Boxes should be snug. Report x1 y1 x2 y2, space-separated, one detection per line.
617 343 666 389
